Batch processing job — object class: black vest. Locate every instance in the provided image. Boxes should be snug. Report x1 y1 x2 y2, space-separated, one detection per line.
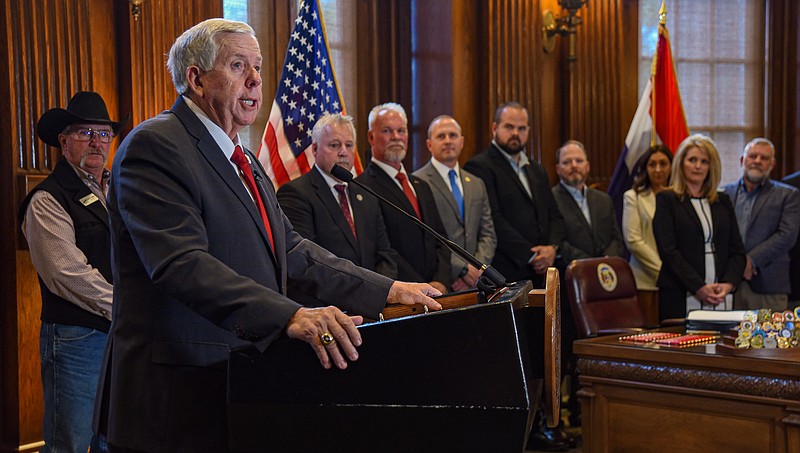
18 159 112 332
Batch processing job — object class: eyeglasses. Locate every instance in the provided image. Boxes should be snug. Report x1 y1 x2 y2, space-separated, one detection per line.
69 128 115 143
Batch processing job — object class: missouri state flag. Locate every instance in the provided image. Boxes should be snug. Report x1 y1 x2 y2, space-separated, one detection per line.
608 11 689 217
257 0 362 188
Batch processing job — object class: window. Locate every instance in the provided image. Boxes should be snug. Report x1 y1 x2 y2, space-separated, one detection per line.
639 0 766 184
223 0 357 152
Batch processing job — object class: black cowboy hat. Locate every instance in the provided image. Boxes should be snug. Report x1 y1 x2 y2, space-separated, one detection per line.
37 91 129 148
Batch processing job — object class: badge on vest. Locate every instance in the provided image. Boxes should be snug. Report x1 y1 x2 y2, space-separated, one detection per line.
79 193 100 206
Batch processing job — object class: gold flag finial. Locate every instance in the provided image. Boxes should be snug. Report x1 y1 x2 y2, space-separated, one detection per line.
659 1 667 26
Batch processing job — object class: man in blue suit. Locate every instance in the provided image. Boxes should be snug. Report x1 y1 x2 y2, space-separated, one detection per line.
93 19 441 452
722 138 800 311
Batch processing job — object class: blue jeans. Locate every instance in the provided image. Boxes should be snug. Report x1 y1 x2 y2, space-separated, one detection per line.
40 322 108 453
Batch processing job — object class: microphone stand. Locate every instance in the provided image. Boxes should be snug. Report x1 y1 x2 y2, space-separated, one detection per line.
330 164 508 299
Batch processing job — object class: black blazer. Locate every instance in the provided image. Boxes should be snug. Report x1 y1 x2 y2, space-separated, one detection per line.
94 97 393 451
653 190 745 318
551 183 625 263
783 170 800 300
277 165 399 279
464 145 565 283
355 162 451 286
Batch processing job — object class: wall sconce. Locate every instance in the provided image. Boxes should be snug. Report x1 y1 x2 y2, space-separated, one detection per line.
542 0 588 58
130 0 144 21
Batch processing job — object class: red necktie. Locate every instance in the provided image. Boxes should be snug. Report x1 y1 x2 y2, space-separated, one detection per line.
334 184 357 239
395 172 421 218
230 146 275 250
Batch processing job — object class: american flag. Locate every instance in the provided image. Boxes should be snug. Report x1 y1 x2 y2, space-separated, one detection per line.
257 0 362 188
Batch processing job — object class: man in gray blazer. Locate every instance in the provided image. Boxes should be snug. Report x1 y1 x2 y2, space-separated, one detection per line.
413 115 496 291
551 140 625 264
722 138 800 311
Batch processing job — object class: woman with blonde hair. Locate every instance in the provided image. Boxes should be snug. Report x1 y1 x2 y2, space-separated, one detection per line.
622 145 672 325
653 134 745 320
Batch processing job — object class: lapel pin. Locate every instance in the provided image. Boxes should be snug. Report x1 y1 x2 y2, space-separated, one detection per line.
356 194 364 201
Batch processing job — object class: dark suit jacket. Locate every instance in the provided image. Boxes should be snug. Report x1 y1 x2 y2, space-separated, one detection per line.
413 162 496 281
551 183 625 263
722 178 800 294
277 165 399 280
355 162 451 286
783 171 800 300
95 97 393 452
463 145 566 284
653 190 746 319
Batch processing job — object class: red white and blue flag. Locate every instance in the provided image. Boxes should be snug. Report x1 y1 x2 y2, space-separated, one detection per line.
608 10 689 216
257 0 362 188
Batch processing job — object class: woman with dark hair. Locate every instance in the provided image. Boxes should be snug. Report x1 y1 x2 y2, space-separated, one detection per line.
654 134 746 320
622 145 672 324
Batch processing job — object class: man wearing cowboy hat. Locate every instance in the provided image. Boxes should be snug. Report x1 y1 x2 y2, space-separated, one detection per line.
18 91 126 453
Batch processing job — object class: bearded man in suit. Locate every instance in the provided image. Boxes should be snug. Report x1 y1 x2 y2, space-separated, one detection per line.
355 103 451 293
92 19 441 452
464 102 573 451
413 115 496 291
722 138 800 310
551 140 625 263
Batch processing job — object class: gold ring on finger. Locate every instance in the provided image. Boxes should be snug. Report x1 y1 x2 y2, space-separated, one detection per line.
320 332 335 346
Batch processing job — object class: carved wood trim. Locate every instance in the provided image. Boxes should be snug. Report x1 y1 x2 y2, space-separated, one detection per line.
579 357 800 401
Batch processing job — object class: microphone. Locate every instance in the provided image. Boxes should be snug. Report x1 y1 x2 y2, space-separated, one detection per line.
330 164 507 290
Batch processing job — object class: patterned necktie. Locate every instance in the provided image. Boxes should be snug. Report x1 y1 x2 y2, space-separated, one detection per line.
395 172 421 218
334 184 357 239
230 145 275 250
448 169 464 220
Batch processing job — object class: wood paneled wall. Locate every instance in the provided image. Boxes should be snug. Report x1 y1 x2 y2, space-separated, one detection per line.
570 0 639 187
0 1 220 451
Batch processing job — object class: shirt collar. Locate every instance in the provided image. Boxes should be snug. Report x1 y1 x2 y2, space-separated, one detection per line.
492 140 530 168
739 177 765 194
430 157 459 181
561 181 587 199
371 157 409 179
315 164 347 189
183 95 240 160
67 161 111 187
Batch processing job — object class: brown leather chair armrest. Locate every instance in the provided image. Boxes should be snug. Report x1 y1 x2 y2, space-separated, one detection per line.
595 327 645 336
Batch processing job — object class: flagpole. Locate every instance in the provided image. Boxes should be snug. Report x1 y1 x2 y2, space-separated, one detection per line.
650 0 668 148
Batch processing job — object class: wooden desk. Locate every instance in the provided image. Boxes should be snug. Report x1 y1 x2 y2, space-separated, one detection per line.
574 330 800 453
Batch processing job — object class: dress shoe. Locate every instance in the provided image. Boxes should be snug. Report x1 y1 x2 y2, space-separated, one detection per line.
549 420 581 449
526 426 571 452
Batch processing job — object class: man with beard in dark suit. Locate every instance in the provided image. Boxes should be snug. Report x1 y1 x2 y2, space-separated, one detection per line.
464 102 573 451
355 103 451 293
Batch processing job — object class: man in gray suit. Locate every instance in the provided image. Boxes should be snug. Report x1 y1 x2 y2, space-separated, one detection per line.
552 140 624 264
722 138 800 311
413 115 496 291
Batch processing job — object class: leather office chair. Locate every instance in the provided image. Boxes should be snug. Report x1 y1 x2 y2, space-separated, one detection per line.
566 256 652 338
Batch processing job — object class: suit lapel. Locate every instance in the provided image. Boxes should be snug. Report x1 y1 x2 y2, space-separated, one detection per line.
747 181 772 232
422 163 461 224
368 164 417 216
310 168 358 251
557 184 591 230
172 98 279 267
679 196 703 230
488 147 534 203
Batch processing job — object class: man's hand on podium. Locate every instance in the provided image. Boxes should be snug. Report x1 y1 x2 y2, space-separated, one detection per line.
286 306 364 370
387 281 443 310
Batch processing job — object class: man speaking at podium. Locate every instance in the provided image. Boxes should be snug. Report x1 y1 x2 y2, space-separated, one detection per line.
93 19 441 452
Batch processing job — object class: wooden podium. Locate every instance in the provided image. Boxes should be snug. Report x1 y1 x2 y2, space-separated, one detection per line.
227 278 558 452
